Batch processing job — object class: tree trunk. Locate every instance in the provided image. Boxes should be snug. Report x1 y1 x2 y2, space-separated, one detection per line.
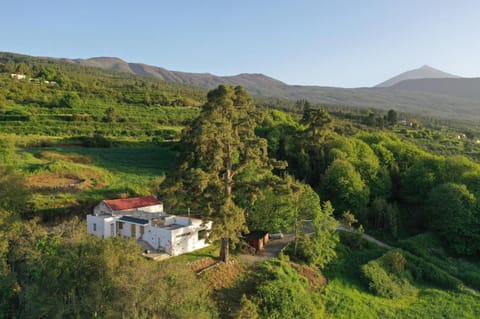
294 217 298 256
220 141 233 263
220 238 229 263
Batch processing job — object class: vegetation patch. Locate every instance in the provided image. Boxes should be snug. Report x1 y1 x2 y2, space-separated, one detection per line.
35 151 92 164
26 173 87 192
361 250 417 298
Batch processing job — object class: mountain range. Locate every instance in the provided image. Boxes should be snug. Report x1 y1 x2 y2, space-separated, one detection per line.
63 57 480 120
2 51 480 120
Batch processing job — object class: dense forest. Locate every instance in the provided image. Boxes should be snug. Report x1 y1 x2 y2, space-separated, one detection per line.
0 54 479 318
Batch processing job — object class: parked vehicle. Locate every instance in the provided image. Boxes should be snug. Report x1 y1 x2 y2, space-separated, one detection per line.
269 232 284 240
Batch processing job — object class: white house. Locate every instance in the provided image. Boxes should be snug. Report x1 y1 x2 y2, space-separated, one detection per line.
10 73 26 80
87 196 212 256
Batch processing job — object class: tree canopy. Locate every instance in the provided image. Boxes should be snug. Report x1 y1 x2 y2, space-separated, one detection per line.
166 84 280 262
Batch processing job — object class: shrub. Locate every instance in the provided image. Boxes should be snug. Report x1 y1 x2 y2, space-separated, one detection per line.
253 260 325 319
81 134 112 148
403 250 463 290
383 250 407 273
234 294 258 319
361 258 415 299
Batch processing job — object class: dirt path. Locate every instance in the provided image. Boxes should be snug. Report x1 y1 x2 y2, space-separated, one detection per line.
239 226 392 264
239 234 295 264
336 225 392 249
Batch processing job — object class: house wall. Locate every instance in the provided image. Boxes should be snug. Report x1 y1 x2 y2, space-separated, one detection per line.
117 221 144 240
111 204 164 215
143 220 212 256
170 225 210 256
87 215 118 238
117 210 164 219
143 226 173 253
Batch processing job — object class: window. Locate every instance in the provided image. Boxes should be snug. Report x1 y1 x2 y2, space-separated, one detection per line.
198 229 208 240
93 223 97 232
118 222 124 230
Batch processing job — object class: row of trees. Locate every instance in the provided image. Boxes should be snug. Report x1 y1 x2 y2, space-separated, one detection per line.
258 106 480 255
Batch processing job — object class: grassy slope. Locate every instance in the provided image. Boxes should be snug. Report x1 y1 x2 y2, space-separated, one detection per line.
10 144 176 220
322 244 480 319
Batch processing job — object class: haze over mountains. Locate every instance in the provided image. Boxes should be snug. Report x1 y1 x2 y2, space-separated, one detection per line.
375 65 460 87
64 56 480 120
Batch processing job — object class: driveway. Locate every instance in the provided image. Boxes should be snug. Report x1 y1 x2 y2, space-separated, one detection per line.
239 233 294 264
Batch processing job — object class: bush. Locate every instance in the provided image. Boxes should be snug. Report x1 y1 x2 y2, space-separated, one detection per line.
253 260 325 319
403 250 463 290
81 134 112 148
361 255 415 299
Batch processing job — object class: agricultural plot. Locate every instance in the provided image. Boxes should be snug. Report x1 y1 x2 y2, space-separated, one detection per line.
13 144 176 220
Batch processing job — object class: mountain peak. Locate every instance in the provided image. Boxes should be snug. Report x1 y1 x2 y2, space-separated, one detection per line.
420 64 433 69
376 65 460 87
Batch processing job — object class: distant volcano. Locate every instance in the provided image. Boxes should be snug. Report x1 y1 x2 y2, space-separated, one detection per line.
375 65 460 87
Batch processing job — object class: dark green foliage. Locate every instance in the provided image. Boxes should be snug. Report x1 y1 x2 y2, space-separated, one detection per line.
0 166 31 214
361 257 415 298
323 242 480 319
387 109 397 125
295 201 339 268
234 295 259 319
321 159 369 217
6 219 217 319
166 85 278 262
360 248 467 299
361 250 415 299
401 250 464 290
427 183 480 255
104 106 116 122
253 260 325 319
80 133 112 148
368 198 399 237
59 92 81 108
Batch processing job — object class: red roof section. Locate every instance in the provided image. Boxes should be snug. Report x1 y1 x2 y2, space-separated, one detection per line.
104 196 161 211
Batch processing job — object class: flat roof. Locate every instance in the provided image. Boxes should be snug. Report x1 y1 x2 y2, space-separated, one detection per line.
157 224 185 231
119 216 149 225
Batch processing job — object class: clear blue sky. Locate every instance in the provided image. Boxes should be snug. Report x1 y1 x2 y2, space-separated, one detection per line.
2 0 480 87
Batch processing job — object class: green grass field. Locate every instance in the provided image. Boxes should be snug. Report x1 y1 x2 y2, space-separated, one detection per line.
9 143 176 220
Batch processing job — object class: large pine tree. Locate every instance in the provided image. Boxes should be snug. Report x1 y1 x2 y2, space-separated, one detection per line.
167 84 275 262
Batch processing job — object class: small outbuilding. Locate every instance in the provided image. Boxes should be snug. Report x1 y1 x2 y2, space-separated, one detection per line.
245 230 269 251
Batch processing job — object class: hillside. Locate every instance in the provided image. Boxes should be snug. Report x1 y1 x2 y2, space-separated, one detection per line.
65 55 480 120
2 51 480 121
390 77 480 100
375 65 460 87
1 52 480 318
66 56 289 95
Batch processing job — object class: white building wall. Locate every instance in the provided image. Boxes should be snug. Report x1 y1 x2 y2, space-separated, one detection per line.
117 222 144 240
87 208 211 256
137 204 163 213
170 225 210 256
143 226 173 253
87 215 118 238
